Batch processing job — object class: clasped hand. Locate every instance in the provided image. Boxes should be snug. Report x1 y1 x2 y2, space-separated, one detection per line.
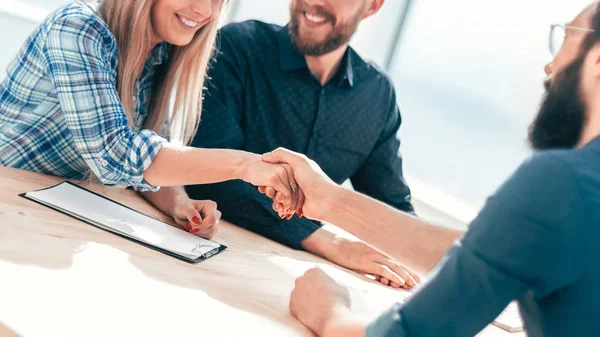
240 153 304 216
256 148 334 220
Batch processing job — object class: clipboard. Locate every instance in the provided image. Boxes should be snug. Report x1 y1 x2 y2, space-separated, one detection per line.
20 182 227 263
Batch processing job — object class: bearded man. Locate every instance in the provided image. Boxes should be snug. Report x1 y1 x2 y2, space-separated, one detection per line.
184 0 419 287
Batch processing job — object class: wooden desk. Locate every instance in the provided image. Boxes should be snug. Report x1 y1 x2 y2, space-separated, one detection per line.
0 167 524 337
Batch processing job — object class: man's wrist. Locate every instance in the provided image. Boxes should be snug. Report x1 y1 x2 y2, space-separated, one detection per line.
300 227 337 258
318 184 347 223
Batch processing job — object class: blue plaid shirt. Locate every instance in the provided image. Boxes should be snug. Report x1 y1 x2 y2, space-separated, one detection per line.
0 3 169 190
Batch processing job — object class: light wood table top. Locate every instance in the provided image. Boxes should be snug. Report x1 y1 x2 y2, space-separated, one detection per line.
0 166 524 337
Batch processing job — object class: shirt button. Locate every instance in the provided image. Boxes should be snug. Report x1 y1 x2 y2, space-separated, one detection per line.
101 159 109 167
320 89 325 95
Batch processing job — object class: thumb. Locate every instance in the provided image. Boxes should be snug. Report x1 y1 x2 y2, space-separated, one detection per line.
185 206 203 229
262 148 303 166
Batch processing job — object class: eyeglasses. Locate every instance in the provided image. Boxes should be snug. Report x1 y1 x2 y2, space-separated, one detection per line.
549 23 595 57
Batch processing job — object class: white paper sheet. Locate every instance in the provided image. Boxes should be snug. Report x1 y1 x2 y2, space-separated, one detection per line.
24 182 223 260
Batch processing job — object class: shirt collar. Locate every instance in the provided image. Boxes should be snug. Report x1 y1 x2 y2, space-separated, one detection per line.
337 49 354 88
147 42 170 68
278 25 355 88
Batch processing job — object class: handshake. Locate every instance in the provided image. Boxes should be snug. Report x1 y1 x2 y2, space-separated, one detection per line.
240 148 335 222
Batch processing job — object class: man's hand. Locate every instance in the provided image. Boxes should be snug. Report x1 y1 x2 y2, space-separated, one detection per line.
290 268 354 336
302 229 421 289
170 198 221 239
261 148 337 220
240 153 300 216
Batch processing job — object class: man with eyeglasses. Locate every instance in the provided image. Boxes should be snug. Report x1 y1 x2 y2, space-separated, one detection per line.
256 2 600 337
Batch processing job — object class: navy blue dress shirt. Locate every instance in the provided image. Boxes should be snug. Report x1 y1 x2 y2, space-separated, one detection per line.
186 21 413 249
367 137 600 337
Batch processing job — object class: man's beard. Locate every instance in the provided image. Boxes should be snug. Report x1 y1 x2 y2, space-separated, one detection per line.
528 56 587 151
289 1 363 57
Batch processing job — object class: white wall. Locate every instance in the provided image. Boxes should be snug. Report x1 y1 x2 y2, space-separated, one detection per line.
0 0 71 80
391 0 594 221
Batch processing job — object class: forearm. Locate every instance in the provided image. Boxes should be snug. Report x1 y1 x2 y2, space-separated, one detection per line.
144 144 254 187
350 172 414 215
140 186 189 217
322 186 462 276
301 226 350 259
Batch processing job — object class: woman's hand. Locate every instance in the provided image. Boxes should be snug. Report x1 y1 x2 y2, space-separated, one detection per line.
240 154 300 216
140 186 220 239
259 148 337 221
170 198 221 240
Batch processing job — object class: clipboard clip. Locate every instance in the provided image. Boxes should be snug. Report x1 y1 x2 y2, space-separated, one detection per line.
191 244 218 259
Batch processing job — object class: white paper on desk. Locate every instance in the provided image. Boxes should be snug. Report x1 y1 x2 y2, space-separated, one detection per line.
24 182 222 260
492 302 524 332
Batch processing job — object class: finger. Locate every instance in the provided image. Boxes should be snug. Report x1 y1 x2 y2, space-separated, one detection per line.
274 165 296 209
383 260 417 289
296 188 305 215
371 264 406 288
262 148 304 166
407 272 419 288
200 213 220 237
379 277 390 286
389 281 402 289
174 215 197 232
196 201 218 219
277 165 294 213
273 202 284 213
184 207 203 230
410 271 422 284
267 187 277 199
173 217 190 227
278 205 287 219
258 186 267 194
196 222 218 239
199 214 219 229
268 170 292 208
281 164 298 213
272 202 285 218
176 220 196 233
195 200 217 213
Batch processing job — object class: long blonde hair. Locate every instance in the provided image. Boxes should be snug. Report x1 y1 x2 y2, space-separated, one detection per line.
91 0 224 145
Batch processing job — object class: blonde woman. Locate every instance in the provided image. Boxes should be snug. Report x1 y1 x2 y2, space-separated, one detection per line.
0 0 299 239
